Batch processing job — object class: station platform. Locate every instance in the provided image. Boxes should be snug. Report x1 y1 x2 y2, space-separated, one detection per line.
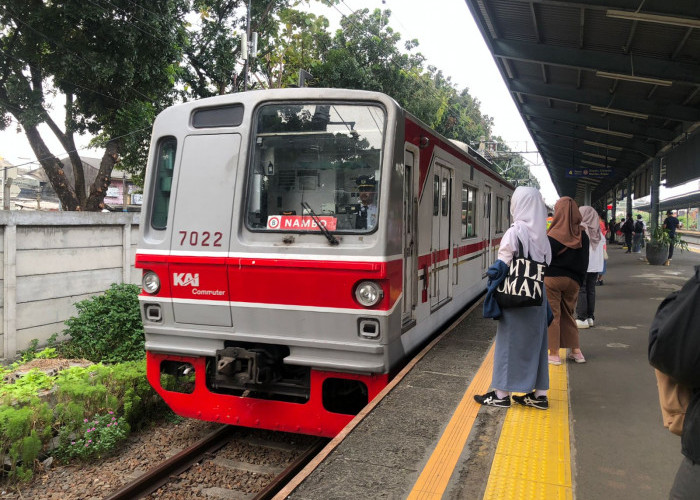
276 244 700 500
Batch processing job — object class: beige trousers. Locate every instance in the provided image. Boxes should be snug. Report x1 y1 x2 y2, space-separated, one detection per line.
545 275 581 354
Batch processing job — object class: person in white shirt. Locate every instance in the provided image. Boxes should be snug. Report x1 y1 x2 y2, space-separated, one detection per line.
355 175 378 230
576 206 605 328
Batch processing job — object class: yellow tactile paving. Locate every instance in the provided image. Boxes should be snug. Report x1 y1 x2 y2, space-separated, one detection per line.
407 344 495 500
408 345 573 500
484 348 573 500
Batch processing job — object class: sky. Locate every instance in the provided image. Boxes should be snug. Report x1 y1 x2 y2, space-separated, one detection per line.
308 0 557 202
0 0 559 203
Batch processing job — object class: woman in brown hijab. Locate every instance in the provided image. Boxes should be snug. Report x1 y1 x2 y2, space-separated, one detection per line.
545 197 590 364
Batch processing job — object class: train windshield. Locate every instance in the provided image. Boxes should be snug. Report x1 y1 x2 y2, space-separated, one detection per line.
246 102 386 234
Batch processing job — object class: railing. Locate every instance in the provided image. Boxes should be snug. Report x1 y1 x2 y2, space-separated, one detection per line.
678 230 700 251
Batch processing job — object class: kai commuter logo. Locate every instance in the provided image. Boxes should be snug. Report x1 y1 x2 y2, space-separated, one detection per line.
173 273 199 287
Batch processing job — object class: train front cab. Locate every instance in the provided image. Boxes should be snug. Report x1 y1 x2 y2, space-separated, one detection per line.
137 91 408 437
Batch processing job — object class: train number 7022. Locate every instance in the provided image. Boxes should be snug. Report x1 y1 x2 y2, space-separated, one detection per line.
178 231 223 247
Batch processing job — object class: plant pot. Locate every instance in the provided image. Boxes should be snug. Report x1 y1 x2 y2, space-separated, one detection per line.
646 242 669 265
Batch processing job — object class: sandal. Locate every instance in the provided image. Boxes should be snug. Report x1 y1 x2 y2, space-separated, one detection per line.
567 351 586 363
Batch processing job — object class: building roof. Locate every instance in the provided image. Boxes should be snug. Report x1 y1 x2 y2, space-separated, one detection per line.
464 0 700 205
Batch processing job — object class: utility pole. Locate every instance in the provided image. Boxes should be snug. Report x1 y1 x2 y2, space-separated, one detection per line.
242 0 258 92
243 0 251 91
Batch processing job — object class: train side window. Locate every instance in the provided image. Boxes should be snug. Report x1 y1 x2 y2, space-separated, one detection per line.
461 184 477 238
151 137 176 230
495 196 504 233
441 178 449 216
433 175 440 216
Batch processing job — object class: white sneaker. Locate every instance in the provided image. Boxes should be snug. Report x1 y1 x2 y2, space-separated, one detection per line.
576 319 589 329
587 318 595 327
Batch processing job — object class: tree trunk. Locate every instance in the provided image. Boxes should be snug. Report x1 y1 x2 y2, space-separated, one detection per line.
42 101 87 208
85 139 120 211
23 125 81 211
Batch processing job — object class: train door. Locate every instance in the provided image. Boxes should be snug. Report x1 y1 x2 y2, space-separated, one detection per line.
482 185 492 272
170 134 239 327
402 150 417 327
431 164 452 308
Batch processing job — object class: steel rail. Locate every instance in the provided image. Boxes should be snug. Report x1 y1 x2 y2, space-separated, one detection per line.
251 438 329 500
104 424 235 500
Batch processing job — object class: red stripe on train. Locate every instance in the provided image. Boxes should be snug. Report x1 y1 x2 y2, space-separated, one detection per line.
136 254 403 310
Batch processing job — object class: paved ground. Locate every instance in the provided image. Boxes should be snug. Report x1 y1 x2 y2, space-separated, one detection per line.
284 243 700 500
570 243 700 499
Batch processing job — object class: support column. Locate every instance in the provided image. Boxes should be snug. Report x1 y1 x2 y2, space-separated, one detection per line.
583 185 592 206
626 178 633 216
650 156 661 233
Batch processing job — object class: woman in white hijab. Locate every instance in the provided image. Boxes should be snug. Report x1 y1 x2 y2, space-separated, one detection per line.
575 206 605 329
475 187 553 410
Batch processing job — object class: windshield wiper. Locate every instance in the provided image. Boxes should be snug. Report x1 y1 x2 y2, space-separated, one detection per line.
301 202 339 246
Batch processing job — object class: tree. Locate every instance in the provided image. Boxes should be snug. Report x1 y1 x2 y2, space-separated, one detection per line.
0 0 188 210
259 8 331 89
181 0 334 97
308 9 495 148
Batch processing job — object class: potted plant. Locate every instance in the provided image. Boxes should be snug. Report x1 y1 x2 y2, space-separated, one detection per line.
645 226 688 265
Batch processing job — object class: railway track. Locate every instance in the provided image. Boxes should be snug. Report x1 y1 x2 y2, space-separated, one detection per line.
105 425 328 500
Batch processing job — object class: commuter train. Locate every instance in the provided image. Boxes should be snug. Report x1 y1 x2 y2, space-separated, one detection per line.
136 88 514 437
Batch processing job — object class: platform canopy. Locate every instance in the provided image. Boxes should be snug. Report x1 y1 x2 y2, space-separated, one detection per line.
464 0 700 204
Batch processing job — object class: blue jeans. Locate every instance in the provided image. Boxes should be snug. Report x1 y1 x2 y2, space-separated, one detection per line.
632 233 643 252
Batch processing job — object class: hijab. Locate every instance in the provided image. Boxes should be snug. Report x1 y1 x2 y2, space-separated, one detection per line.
579 206 603 250
548 196 583 249
505 186 552 265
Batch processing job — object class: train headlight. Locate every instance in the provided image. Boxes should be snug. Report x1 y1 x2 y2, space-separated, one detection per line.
142 271 161 295
355 281 384 307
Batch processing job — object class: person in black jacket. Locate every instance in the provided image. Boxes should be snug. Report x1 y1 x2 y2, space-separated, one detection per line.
545 197 590 364
649 266 700 499
621 213 634 253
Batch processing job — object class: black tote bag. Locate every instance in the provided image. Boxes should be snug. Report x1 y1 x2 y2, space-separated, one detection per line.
494 239 546 309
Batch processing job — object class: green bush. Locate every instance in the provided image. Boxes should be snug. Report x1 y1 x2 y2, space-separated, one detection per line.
0 369 54 406
55 412 129 461
0 359 172 481
0 403 53 481
58 283 144 363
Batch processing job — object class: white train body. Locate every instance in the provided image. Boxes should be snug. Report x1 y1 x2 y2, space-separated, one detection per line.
136 89 513 436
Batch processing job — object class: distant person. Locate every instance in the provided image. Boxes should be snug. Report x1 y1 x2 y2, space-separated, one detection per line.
621 213 634 253
616 217 625 244
545 197 589 364
608 217 616 244
475 187 552 410
632 214 646 253
575 207 604 329
663 210 681 266
546 212 554 230
598 212 608 286
648 265 700 499
355 175 378 230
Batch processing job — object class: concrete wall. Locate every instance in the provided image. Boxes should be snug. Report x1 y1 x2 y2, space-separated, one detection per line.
0 211 140 360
